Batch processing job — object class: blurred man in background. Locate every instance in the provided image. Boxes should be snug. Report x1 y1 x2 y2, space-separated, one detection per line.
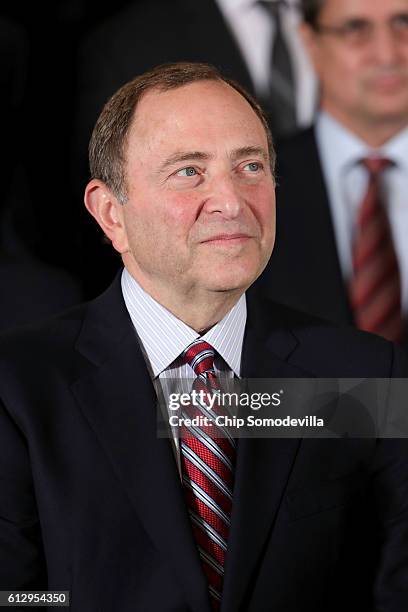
259 0 408 348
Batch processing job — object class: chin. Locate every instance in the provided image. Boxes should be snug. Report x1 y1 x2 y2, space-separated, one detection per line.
367 96 408 117
204 270 260 293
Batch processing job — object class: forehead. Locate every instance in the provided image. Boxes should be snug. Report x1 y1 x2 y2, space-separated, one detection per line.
127 80 268 160
319 0 408 21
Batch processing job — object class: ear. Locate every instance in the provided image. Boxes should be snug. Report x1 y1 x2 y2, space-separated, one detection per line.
84 179 129 254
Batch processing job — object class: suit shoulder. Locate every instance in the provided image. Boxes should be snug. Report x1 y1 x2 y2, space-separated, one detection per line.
286 303 401 377
275 127 316 159
274 127 322 192
249 291 404 377
0 300 88 364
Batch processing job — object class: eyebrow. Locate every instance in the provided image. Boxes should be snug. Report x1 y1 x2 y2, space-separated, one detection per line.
157 146 269 174
337 11 408 25
231 146 269 163
158 151 212 174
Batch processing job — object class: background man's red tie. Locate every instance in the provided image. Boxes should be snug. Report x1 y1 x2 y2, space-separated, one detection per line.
180 339 236 611
350 157 404 343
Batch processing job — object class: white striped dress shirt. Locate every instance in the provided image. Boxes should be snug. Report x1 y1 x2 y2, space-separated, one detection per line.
121 268 247 473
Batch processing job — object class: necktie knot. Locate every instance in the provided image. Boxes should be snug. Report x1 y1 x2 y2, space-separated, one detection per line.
361 156 392 177
182 339 216 377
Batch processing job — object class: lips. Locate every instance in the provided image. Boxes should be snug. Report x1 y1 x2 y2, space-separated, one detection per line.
374 76 403 88
368 72 407 92
202 233 250 242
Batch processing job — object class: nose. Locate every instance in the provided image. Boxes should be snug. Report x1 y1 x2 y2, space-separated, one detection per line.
371 24 402 65
203 174 244 220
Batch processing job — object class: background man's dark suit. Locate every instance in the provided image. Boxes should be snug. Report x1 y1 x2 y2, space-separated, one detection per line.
1 272 407 611
256 127 408 349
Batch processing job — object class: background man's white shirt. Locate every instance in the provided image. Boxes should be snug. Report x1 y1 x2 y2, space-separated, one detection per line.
316 111 408 313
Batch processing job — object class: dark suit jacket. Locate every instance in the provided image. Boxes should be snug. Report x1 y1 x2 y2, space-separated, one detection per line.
0 256 82 332
256 126 408 349
0 273 408 611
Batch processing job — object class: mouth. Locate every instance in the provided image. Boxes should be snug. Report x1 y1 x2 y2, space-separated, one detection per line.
370 74 406 92
201 234 252 245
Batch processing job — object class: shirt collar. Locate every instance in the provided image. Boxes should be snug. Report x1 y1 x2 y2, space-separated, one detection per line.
316 110 408 172
381 125 408 170
316 111 370 174
121 267 246 378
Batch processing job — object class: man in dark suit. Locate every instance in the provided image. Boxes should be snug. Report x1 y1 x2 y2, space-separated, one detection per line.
257 0 408 348
1 62 408 611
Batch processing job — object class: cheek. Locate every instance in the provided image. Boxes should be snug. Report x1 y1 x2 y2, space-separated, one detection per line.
318 50 356 86
125 193 197 235
165 193 202 229
247 184 275 226
334 57 361 87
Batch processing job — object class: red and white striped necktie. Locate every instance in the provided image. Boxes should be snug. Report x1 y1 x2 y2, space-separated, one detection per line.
349 157 404 343
180 339 236 611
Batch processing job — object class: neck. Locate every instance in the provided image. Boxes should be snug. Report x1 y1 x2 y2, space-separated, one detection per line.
163 292 242 333
124 266 243 333
322 104 408 148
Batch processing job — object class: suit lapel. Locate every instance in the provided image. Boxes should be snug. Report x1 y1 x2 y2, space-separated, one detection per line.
71 277 211 612
264 127 353 326
221 299 315 612
302 129 353 322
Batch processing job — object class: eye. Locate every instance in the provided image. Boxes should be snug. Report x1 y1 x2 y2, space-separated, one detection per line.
332 19 372 43
392 13 408 33
176 166 198 177
342 19 370 34
243 162 262 172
